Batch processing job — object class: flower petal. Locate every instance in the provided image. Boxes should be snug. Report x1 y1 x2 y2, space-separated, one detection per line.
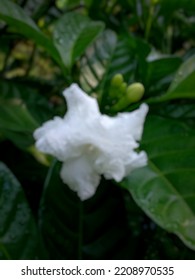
33 116 69 161
84 104 148 181
125 150 148 175
63 83 100 120
95 157 125 182
114 103 149 141
60 155 100 201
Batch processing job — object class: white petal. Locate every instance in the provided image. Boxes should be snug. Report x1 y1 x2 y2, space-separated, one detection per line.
85 105 149 181
62 83 100 120
33 116 69 161
125 151 148 175
33 116 63 140
95 157 125 182
60 155 100 201
115 103 149 141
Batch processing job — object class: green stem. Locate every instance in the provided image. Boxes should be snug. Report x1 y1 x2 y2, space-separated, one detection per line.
166 25 173 54
78 200 83 260
38 159 57 226
0 243 11 259
144 2 155 41
25 44 36 77
1 44 12 75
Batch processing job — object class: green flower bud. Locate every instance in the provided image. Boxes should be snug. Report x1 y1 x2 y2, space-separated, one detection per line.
119 82 127 95
126 83 145 103
151 0 159 5
111 74 124 87
111 82 145 112
109 74 124 98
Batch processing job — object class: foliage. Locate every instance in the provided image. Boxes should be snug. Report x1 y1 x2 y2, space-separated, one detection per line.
0 0 195 259
0 162 44 259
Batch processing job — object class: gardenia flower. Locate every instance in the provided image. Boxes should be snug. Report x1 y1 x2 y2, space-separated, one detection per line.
34 84 149 201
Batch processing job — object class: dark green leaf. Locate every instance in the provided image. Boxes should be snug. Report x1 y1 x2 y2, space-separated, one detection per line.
121 116 195 250
144 56 182 93
53 12 104 69
164 55 195 100
148 55 195 102
0 98 38 148
156 103 195 122
0 162 40 259
79 30 117 92
169 55 195 93
39 161 134 259
160 0 195 17
0 79 53 123
0 0 60 64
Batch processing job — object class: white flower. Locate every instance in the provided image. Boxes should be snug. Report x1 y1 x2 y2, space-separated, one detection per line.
34 84 148 201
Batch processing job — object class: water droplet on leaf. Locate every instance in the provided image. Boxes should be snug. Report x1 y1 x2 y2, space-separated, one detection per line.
178 71 183 76
57 38 63 44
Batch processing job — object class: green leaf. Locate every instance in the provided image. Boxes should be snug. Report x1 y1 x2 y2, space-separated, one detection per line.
156 103 195 122
0 0 60 64
143 56 182 94
53 11 104 70
79 30 117 92
148 55 195 102
0 98 38 148
0 162 40 259
160 0 195 17
0 79 53 123
166 55 195 99
39 161 134 259
121 116 195 250
170 55 195 92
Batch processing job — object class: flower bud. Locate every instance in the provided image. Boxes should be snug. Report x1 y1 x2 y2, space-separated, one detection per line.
126 83 145 103
111 74 124 87
109 74 124 98
119 82 127 95
151 0 159 5
111 83 145 112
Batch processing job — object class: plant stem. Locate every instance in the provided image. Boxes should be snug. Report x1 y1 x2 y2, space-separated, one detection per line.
145 2 155 41
0 243 11 260
25 43 36 77
1 43 12 75
78 200 83 260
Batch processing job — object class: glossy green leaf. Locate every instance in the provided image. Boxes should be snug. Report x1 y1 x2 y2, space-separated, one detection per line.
121 116 195 250
148 55 195 102
160 0 195 16
164 55 195 100
156 102 195 121
79 30 117 92
39 161 134 259
169 55 195 93
164 71 195 100
144 56 182 94
0 0 60 64
0 79 53 123
53 12 104 69
0 98 38 148
0 162 40 259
